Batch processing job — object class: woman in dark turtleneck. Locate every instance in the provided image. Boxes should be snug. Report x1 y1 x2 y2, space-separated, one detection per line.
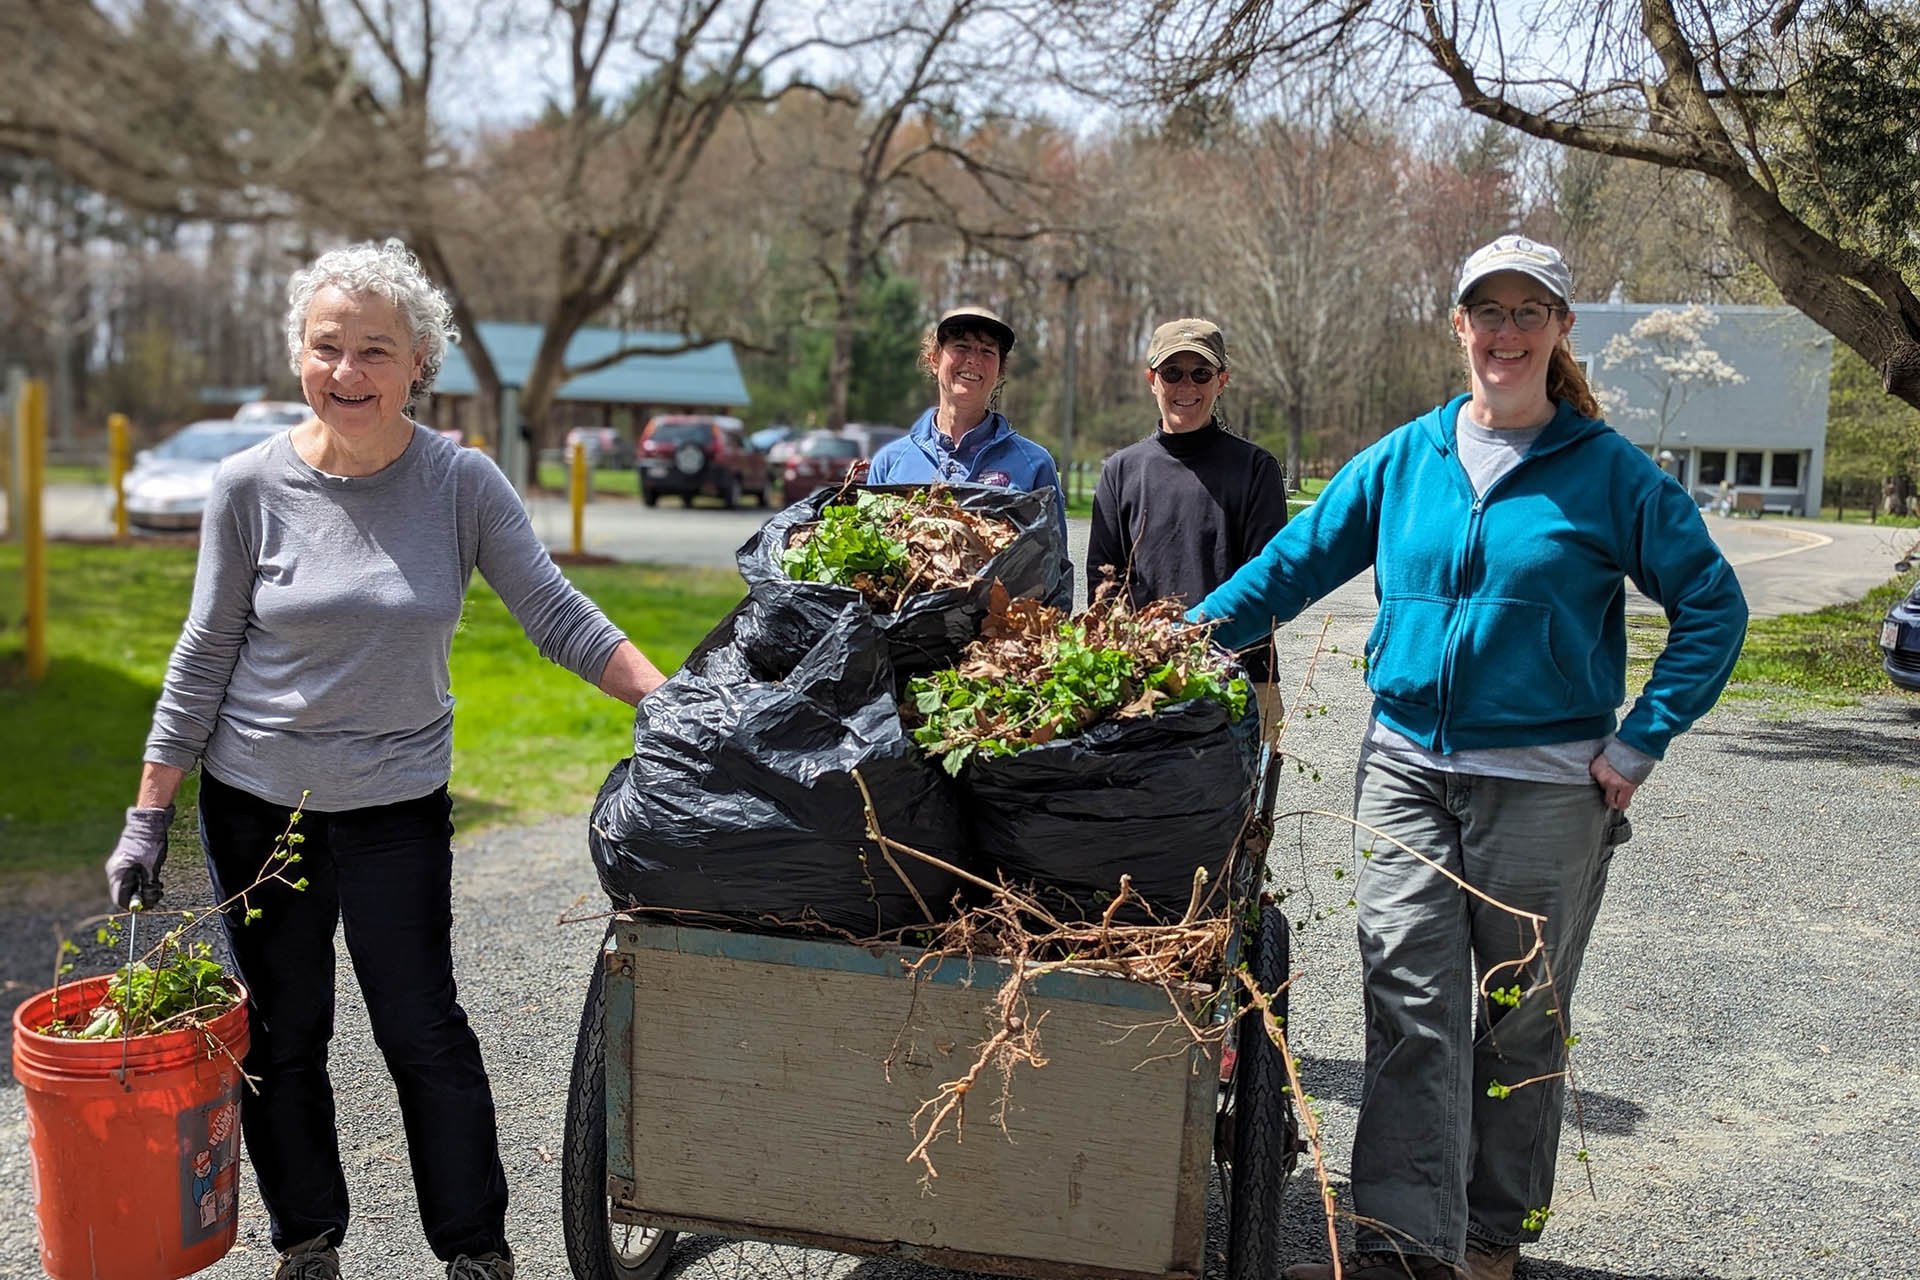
1086 317 1289 703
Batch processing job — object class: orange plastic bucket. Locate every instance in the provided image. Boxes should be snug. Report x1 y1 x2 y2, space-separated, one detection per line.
12 973 250 1280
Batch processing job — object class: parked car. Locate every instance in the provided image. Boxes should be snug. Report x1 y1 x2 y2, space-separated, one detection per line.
749 424 795 455
779 431 864 506
778 425 911 505
563 426 635 470
635 414 770 508
231 399 309 426
841 422 908 460
1880 577 1920 692
123 420 280 531
765 432 807 470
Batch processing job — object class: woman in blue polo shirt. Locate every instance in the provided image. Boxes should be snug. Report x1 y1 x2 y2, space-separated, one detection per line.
866 305 1072 605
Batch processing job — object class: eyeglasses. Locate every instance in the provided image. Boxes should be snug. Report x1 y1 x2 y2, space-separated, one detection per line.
1463 302 1564 333
1154 365 1218 385
943 340 1000 362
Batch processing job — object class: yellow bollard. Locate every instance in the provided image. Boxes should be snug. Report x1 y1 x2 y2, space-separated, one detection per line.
108 412 130 539
18 379 48 681
569 439 588 558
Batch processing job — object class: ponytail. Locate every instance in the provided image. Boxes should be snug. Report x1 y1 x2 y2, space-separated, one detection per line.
1548 342 1601 419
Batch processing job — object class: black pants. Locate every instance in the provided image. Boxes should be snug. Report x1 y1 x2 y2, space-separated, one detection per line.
199 772 509 1259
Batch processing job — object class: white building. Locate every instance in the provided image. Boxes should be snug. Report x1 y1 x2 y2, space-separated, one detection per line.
1572 303 1832 516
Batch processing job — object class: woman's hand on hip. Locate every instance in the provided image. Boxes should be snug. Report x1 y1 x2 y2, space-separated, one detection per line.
1589 752 1639 811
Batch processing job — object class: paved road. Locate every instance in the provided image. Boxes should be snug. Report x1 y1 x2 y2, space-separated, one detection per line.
27 483 1915 618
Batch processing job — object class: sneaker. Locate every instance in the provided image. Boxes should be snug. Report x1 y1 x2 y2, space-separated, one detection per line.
446 1252 516 1280
1465 1242 1519 1280
1283 1250 1456 1280
273 1237 340 1280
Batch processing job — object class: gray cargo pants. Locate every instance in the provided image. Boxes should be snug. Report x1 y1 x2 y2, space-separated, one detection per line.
1347 749 1630 1264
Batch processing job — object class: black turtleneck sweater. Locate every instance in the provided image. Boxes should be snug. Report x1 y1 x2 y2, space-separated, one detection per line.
1086 419 1289 681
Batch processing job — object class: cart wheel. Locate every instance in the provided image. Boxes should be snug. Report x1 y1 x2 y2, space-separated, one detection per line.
564 944 678 1280
1226 901 1296 1280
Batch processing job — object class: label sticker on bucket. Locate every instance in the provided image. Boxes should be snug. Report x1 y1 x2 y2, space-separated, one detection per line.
178 1088 242 1245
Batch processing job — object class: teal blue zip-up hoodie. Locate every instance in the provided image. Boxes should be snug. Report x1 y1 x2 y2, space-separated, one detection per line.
1191 395 1748 759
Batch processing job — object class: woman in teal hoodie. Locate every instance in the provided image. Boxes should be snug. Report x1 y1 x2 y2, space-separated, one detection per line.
1193 237 1747 1280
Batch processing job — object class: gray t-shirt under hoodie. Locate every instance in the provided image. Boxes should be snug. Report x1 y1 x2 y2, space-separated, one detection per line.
145 424 626 811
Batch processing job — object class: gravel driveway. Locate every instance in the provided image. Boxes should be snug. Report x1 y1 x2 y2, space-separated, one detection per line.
5 607 1918 1279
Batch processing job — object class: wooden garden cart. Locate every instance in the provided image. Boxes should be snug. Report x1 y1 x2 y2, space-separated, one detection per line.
560 755 1295 1280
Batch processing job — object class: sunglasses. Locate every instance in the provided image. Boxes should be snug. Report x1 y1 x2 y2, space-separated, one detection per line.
1154 365 1218 385
1463 302 1564 333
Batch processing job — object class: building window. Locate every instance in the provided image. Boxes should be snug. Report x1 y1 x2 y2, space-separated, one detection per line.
1735 451 1765 485
1771 451 1801 488
1697 450 1729 484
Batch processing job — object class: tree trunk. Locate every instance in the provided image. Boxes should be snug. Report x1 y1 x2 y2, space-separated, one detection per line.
1285 385 1306 494
414 238 502 448
825 209 871 433
1721 189 1920 413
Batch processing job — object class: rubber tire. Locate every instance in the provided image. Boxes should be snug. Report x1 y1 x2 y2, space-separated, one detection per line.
679 492 695 508
721 471 742 510
640 479 659 508
1226 902 1294 1280
563 947 678 1280
754 479 770 507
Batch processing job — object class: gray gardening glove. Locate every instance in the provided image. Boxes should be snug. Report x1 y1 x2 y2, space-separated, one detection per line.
106 805 174 910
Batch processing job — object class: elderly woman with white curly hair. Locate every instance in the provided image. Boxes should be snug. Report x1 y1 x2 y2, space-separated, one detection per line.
103 240 665 1280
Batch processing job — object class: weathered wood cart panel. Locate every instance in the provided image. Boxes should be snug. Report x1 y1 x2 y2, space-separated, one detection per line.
604 922 1218 1280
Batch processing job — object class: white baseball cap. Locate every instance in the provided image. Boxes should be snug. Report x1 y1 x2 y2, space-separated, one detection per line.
1455 235 1573 304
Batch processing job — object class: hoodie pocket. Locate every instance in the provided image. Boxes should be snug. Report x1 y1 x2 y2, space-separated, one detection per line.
1364 594 1454 710
1446 597 1578 728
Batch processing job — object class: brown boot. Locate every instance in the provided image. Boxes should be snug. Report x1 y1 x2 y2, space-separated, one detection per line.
1283 1251 1457 1280
1464 1242 1518 1280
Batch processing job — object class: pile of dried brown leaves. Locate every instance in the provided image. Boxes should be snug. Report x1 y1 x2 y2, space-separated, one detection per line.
782 485 1018 610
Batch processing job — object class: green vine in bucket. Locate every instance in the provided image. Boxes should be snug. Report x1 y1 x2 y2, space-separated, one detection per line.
37 792 312 1041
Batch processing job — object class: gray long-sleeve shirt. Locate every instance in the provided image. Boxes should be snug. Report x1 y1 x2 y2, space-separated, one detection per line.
145 425 627 810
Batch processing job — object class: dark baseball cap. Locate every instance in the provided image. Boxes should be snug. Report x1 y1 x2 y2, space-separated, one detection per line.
936 305 1016 354
1146 318 1228 369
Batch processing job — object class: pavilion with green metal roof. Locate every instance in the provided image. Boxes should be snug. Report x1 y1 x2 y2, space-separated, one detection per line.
426 321 749 441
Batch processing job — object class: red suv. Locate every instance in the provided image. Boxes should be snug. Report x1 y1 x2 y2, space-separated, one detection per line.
636 414 771 508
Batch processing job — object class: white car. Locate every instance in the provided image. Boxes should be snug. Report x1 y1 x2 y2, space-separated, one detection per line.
124 420 280 531
232 400 310 426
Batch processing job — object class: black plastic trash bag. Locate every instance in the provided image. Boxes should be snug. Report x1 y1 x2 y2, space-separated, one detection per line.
589 598 967 935
735 482 1066 684
961 695 1262 924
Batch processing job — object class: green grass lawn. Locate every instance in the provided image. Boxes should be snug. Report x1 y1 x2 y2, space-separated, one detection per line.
534 460 640 497
1623 569 1916 705
1723 569 1917 703
0 543 741 882
1815 506 1919 528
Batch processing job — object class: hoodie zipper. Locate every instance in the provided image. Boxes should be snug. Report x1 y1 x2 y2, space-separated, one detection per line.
1433 450 1531 753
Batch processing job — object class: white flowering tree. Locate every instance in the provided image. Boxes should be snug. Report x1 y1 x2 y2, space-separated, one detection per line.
1598 305 1745 468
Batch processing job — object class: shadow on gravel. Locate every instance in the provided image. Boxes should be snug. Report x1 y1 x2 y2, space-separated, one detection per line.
450 791 515 830
1569 1088 1647 1136
1518 1266 1719 1279
1697 708 1920 767
1298 1056 1646 1135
